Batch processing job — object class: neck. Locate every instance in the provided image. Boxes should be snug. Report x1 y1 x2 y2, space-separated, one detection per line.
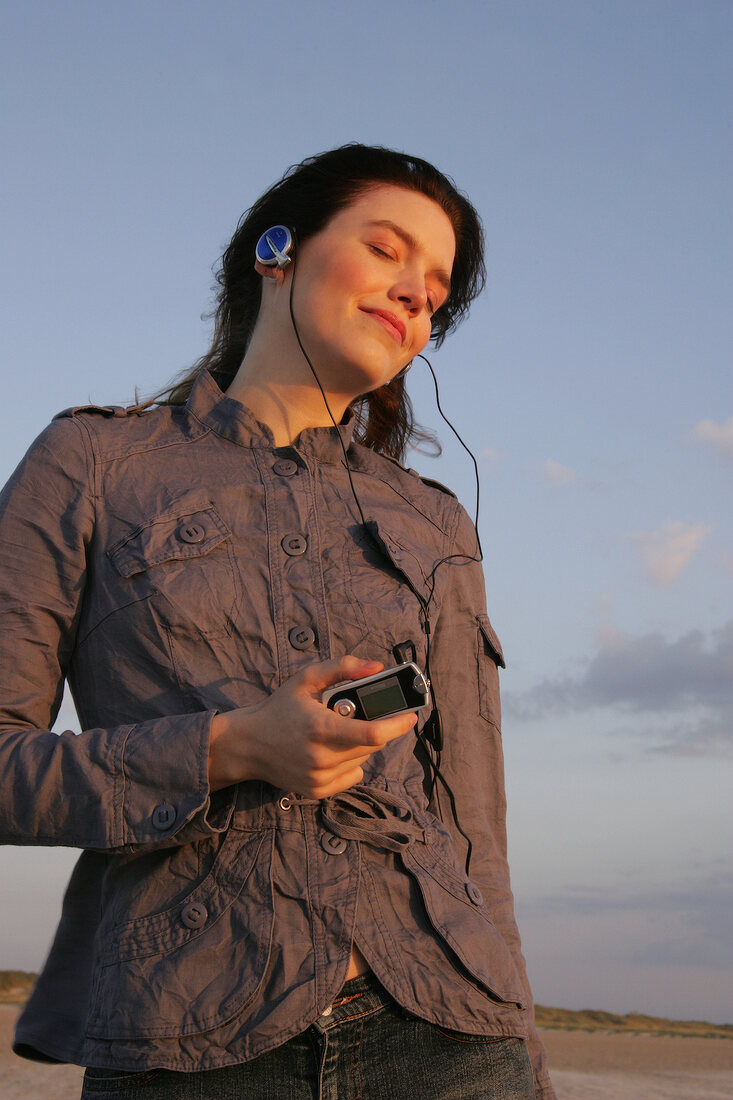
225 324 350 448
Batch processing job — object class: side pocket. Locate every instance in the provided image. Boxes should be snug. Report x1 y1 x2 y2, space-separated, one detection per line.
88 830 275 1039
476 614 505 727
402 843 524 1009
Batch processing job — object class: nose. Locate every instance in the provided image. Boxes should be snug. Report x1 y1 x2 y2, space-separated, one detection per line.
388 267 429 314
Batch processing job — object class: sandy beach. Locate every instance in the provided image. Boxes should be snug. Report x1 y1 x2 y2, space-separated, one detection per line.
1 1006 732 1099
542 1027 733 1099
0 1006 83 1100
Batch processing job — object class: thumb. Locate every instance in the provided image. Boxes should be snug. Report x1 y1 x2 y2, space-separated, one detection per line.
298 655 384 697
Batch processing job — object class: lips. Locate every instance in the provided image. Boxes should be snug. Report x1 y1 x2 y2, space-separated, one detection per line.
360 308 406 346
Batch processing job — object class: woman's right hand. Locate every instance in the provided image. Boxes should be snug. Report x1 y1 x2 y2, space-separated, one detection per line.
208 655 417 799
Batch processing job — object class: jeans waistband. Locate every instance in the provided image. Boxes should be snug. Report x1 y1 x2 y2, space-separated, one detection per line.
313 971 394 1032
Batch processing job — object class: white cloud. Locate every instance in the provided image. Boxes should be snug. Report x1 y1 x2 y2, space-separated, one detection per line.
544 458 576 486
481 447 502 465
692 416 733 460
504 622 733 755
632 520 712 587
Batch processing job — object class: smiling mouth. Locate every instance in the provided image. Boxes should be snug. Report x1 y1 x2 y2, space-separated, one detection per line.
361 308 406 346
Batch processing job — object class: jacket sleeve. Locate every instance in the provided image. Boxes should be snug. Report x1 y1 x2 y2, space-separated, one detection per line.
0 416 232 851
427 503 556 1100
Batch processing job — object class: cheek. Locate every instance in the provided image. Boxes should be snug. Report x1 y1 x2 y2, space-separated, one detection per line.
328 253 373 294
412 317 433 354
298 255 363 323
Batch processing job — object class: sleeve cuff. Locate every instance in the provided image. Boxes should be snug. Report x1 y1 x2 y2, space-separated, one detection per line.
118 710 234 848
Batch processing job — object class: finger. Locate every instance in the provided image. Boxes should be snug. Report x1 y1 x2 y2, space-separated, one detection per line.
364 711 418 747
322 709 418 751
307 740 376 770
296 655 384 696
306 764 366 801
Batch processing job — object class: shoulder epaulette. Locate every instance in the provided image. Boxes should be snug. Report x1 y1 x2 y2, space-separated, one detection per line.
54 404 131 421
408 470 457 498
378 453 457 498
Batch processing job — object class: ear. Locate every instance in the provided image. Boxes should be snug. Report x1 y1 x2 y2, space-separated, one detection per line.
254 259 288 284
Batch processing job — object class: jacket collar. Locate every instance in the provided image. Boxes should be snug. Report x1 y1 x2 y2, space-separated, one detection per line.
186 370 357 463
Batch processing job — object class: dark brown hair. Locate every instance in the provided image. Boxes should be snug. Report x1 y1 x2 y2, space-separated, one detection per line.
160 144 485 461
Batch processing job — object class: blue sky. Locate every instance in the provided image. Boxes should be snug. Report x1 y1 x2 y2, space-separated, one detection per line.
1 1 731 1023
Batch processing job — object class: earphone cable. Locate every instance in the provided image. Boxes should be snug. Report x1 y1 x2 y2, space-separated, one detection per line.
287 269 480 875
287 268 369 529
416 353 483 565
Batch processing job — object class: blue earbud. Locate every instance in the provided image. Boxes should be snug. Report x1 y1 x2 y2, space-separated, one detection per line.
255 225 294 269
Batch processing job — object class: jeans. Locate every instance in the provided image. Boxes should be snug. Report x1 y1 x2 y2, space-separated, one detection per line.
80 972 535 1099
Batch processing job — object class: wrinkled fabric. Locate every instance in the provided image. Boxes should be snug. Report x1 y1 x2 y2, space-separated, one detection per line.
0 371 554 1098
80 972 536 1100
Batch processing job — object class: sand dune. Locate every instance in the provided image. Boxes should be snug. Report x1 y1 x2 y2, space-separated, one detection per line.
1 1006 732 1099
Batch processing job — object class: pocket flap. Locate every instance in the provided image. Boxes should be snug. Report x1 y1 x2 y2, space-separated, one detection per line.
109 505 230 578
365 519 436 601
477 614 505 668
403 844 524 1007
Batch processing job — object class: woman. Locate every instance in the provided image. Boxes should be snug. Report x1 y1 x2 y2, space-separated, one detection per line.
1 145 555 1098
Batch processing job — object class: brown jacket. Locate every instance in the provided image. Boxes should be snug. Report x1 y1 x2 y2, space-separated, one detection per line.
1 371 554 1097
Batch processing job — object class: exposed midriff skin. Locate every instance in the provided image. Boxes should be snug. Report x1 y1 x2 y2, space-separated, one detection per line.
347 944 370 979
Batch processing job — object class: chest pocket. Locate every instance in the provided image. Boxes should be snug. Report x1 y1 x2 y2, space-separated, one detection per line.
340 518 441 658
108 500 239 639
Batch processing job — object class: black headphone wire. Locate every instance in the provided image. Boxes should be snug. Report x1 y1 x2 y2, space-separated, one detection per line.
287 266 483 876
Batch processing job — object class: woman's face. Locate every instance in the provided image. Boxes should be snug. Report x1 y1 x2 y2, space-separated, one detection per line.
289 184 456 400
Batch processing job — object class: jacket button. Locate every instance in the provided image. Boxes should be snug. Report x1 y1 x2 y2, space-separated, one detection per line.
289 626 315 651
181 902 208 929
177 521 206 544
273 459 298 477
282 533 307 556
152 802 176 830
466 882 484 906
321 832 347 855
278 796 293 811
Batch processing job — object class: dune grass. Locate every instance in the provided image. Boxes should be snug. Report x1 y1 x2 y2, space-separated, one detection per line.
535 1004 733 1039
0 972 37 1005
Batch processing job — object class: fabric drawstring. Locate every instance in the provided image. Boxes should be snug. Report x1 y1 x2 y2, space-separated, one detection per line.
293 785 425 853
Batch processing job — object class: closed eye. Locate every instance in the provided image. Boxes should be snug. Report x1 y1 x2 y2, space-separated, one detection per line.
369 242 441 315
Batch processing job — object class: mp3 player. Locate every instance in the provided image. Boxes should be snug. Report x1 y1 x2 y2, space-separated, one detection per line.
322 662 430 721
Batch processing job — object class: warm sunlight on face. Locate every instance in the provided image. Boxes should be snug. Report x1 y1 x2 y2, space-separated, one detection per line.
291 185 456 402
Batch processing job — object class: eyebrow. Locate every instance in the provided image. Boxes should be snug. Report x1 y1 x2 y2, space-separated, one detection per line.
366 219 452 293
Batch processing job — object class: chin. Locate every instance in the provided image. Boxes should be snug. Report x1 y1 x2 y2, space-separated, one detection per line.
326 354 398 399
352 374 396 400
